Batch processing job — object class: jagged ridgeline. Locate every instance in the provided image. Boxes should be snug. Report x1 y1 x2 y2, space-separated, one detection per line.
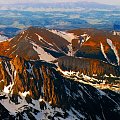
0 27 120 119
0 56 120 120
0 27 120 65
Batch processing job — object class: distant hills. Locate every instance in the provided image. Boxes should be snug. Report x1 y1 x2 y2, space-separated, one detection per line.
0 1 119 9
0 1 120 36
0 1 120 119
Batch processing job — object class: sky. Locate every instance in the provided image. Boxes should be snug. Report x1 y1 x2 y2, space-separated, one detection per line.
0 0 120 5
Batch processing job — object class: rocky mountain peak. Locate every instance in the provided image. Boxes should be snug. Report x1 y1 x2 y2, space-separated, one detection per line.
0 28 120 119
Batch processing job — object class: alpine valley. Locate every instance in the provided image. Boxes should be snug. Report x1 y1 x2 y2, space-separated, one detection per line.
0 1 120 120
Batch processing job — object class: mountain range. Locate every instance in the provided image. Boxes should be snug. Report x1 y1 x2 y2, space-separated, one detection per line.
0 27 120 120
1 1 119 9
0 1 120 36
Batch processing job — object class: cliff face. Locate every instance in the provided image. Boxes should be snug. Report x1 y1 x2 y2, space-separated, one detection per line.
0 27 120 74
58 56 119 76
0 56 62 104
68 28 120 66
1 28 119 65
0 28 120 119
0 56 120 120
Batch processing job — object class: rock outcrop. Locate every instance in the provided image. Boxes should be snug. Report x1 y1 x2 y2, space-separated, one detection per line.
68 28 120 66
0 56 65 105
0 27 70 60
0 56 120 120
0 28 120 119
58 56 120 76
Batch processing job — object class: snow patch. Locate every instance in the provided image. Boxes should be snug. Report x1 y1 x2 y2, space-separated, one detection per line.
50 29 79 43
107 39 120 66
31 42 56 62
35 33 43 40
80 33 91 44
0 94 28 115
3 83 14 94
100 42 110 63
0 35 8 42
35 33 53 46
67 43 73 56
71 107 85 119
14 70 17 78
19 91 30 97
59 69 76 76
4 61 13 82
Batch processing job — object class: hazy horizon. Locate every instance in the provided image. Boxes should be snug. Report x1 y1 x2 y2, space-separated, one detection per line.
0 0 120 5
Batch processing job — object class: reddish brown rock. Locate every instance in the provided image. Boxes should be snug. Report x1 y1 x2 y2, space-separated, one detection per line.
68 28 120 65
58 56 119 76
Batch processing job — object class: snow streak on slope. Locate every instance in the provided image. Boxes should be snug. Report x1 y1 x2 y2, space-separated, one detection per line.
80 33 91 44
0 58 120 119
67 43 73 56
107 39 120 66
58 68 120 91
35 33 61 53
50 29 78 43
0 35 8 42
31 42 56 62
35 33 53 46
49 30 80 56
19 91 30 97
3 83 14 94
100 42 110 63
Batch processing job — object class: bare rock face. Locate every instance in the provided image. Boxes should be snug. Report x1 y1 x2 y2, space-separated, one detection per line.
58 56 120 76
0 27 120 75
0 27 70 60
0 56 64 105
68 28 120 66
0 56 120 120
0 28 120 119
1 27 119 64
0 59 12 87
